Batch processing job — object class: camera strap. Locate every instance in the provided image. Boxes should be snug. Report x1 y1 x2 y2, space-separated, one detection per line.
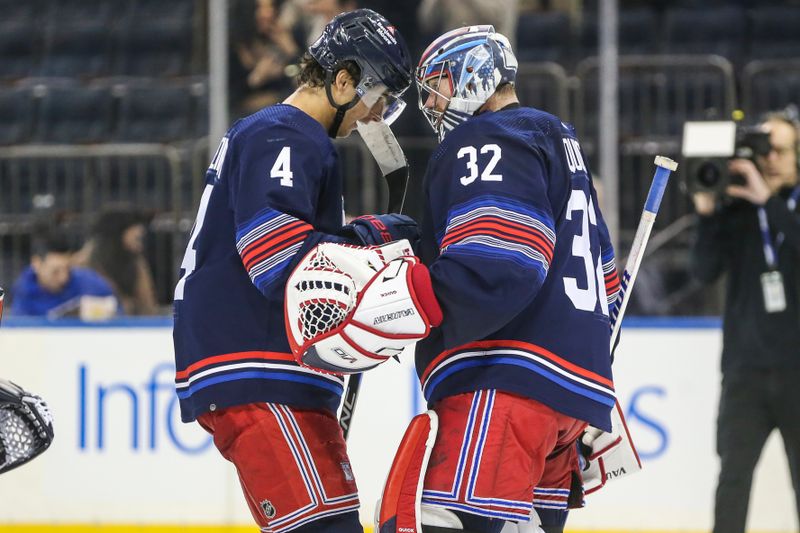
756 185 800 269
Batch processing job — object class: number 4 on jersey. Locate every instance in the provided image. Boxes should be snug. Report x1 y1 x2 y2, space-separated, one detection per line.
271 146 293 187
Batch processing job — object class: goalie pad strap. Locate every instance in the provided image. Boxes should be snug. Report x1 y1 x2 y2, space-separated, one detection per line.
379 411 439 533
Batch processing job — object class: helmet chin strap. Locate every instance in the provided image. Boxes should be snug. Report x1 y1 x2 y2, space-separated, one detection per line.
325 70 360 138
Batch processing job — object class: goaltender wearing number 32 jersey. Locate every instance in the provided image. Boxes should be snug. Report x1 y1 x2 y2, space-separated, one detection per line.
416 105 620 432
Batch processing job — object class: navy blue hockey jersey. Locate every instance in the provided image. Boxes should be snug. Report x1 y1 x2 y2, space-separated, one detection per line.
416 105 619 431
173 104 350 422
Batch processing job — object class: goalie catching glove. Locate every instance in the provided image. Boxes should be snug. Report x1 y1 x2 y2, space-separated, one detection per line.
285 241 443 374
0 379 54 475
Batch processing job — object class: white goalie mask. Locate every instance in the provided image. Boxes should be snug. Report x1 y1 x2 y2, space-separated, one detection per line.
416 26 518 141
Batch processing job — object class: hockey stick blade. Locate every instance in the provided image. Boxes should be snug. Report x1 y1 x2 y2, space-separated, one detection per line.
341 122 411 440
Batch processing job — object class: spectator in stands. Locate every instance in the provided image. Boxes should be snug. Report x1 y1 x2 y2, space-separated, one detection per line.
230 0 302 116
10 231 117 319
74 206 159 316
690 110 800 533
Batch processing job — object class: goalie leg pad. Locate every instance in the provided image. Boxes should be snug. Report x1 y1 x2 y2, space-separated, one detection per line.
378 411 439 533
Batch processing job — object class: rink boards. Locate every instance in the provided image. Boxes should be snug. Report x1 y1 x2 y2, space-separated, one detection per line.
0 318 796 532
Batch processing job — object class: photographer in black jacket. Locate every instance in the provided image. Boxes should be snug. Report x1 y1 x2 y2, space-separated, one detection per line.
691 111 800 533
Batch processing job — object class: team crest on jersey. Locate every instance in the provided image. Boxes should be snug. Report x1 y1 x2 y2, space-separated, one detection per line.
340 461 354 481
260 499 277 519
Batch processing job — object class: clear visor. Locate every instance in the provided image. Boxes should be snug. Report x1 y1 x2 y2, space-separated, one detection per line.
359 84 408 126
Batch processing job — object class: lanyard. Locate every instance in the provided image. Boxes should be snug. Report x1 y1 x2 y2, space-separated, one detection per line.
757 185 800 269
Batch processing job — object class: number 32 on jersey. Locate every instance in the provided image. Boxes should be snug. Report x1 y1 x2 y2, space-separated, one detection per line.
457 144 502 185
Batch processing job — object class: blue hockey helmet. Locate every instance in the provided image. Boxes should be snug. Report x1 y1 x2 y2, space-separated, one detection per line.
309 9 413 135
417 26 518 140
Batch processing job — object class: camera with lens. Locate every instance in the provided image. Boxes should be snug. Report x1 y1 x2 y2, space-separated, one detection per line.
681 120 772 195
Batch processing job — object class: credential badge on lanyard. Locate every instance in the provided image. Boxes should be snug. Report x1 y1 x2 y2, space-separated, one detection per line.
757 185 800 313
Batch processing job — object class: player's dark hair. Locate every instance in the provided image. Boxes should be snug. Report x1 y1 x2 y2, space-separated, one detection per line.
89 205 151 298
296 52 361 88
31 230 73 259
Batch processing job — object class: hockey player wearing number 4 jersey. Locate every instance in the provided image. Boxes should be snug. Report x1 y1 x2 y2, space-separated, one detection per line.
378 26 620 533
172 10 422 533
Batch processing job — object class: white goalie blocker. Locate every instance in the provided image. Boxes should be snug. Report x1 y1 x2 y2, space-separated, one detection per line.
285 241 442 374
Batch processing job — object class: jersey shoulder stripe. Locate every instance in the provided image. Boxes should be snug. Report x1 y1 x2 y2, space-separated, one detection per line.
235 207 313 291
438 195 555 271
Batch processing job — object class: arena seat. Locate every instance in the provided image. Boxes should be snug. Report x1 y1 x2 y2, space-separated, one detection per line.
515 11 572 64
117 81 195 142
119 19 194 77
578 7 660 58
41 21 114 78
118 0 195 76
0 21 42 80
748 6 800 61
0 86 35 145
35 80 115 143
664 7 747 65
0 0 44 24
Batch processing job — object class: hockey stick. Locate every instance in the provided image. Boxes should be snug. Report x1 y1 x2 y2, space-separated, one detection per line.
339 121 410 439
581 156 678 493
609 156 678 348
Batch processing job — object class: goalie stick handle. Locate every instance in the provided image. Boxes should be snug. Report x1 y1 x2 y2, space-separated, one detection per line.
609 156 677 348
339 376 360 439
340 165 410 440
385 166 410 214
